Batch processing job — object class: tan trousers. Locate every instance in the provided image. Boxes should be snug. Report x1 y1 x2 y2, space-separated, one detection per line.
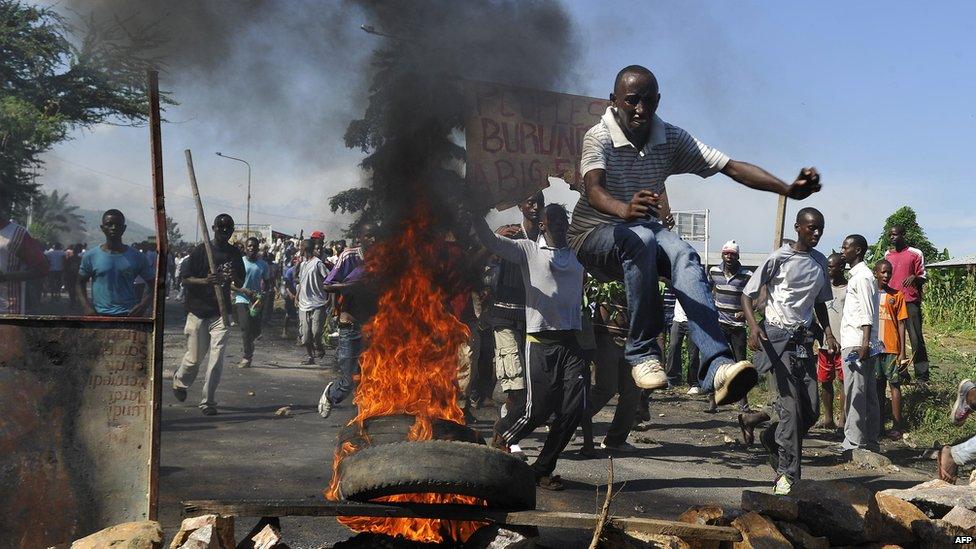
456 320 480 409
174 313 229 407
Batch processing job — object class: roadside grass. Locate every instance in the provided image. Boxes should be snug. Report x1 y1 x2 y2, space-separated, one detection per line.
899 326 976 449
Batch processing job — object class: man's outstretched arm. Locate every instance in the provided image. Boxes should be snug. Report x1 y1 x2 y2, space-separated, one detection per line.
721 161 821 200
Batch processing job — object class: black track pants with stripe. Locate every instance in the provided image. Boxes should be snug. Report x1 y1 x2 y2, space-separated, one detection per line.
495 333 589 477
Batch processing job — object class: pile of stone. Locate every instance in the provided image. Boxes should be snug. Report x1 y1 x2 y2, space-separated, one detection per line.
673 479 976 549
67 515 285 549
60 478 976 548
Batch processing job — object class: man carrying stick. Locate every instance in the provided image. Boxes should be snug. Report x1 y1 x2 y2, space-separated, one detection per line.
173 213 245 416
570 64 822 404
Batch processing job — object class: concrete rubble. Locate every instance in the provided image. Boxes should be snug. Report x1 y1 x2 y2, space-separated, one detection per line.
881 478 976 516
668 478 976 549
730 512 791 548
69 521 163 549
942 505 976 531
59 477 976 549
170 514 235 549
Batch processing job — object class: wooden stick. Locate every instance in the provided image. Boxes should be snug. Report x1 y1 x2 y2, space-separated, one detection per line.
146 69 167 521
589 457 614 549
773 194 788 249
184 149 232 327
181 500 741 541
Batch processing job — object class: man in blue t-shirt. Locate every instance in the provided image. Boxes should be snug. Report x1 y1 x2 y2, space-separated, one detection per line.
233 237 269 367
77 209 155 317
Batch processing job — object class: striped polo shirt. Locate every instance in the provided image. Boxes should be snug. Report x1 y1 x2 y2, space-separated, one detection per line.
568 107 730 250
708 264 753 327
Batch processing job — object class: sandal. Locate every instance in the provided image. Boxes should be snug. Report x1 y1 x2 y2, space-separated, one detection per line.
938 445 958 483
886 429 903 441
536 475 564 491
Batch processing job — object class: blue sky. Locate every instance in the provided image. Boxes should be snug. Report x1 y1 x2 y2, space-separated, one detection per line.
39 1 975 257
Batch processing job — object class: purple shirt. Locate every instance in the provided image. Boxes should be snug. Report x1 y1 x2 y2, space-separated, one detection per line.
324 247 364 284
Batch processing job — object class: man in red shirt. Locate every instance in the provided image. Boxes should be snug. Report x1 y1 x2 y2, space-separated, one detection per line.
0 219 49 315
884 225 928 383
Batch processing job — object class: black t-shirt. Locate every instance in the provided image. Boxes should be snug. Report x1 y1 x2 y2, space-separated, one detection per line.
182 242 245 319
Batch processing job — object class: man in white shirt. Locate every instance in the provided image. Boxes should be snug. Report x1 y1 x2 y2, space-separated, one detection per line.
472 203 587 491
297 239 330 365
839 234 882 453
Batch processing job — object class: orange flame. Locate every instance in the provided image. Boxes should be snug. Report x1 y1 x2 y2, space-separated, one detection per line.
326 207 487 543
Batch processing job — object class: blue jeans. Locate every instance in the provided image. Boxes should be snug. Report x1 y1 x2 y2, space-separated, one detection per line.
327 324 363 405
576 220 734 391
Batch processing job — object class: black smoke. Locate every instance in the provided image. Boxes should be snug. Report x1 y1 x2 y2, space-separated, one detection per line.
347 0 579 273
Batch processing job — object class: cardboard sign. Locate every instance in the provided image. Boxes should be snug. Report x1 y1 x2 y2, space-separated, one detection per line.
465 81 607 209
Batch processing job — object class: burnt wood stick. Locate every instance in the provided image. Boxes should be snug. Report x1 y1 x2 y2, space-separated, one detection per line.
181 500 741 541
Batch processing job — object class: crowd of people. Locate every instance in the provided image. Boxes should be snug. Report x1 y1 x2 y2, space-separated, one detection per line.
449 64 944 495
2 63 964 497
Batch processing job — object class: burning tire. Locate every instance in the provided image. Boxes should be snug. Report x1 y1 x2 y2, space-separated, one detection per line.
337 414 483 451
337 440 536 510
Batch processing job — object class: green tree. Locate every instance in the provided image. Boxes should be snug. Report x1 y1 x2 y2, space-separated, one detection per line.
0 0 169 219
867 206 949 264
27 189 84 244
165 215 183 245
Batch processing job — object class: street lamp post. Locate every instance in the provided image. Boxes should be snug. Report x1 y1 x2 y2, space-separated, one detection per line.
215 152 251 237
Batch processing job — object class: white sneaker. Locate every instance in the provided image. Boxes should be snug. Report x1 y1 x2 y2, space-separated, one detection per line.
686 386 701 395
318 382 334 418
631 358 667 389
713 360 758 405
773 474 793 495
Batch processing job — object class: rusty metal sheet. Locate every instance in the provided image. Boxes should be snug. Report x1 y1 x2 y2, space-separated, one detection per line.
0 320 157 546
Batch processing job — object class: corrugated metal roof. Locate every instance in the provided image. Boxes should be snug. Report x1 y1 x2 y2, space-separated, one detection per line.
928 254 976 268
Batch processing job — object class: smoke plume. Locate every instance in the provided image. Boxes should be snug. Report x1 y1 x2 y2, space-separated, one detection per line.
348 0 579 249
59 0 364 166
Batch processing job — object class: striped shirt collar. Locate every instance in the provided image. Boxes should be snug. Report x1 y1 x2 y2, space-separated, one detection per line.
601 107 667 151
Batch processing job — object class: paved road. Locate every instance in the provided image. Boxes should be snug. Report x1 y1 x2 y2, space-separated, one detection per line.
158 300 936 547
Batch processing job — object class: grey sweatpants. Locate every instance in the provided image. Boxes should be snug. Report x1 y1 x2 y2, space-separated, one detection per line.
841 348 881 451
756 324 818 483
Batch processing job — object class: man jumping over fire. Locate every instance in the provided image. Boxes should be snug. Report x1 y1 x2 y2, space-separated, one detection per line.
569 64 823 404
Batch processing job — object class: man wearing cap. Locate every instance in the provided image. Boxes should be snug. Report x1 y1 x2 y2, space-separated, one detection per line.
569 64 822 405
709 241 770 435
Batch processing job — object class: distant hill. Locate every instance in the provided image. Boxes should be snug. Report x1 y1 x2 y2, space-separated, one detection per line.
67 209 158 245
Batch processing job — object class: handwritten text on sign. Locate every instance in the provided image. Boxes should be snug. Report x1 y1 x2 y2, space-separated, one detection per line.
465 81 606 209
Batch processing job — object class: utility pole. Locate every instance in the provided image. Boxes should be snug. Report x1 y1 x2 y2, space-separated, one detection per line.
215 152 251 237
